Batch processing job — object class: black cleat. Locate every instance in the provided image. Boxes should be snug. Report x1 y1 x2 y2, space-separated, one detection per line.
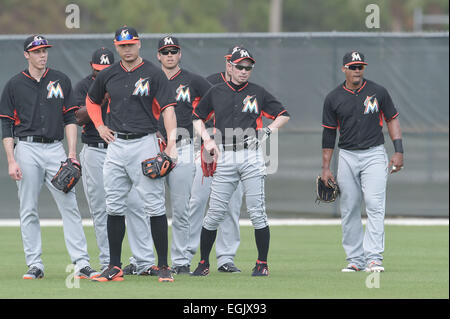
140 265 160 276
191 261 210 276
218 262 241 273
172 265 191 275
251 260 269 276
158 266 174 282
23 266 44 280
123 263 137 275
76 265 101 279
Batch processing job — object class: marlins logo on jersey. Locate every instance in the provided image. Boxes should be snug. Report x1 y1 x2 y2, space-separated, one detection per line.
364 95 379 114
47 80 64 99
242 95 258 114
133 78 150 96
176 84 190 102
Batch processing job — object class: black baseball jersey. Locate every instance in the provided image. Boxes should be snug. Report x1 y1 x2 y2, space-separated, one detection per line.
74 75 108 144
87 59 176 134
193 81 289 145
206 72 227 86
0 68 77 139
322 79 399 150
158 68 211 140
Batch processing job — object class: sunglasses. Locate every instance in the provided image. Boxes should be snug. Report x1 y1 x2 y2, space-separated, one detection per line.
116 32 135 42
230 62 254 71
345 64 365 70
160 49 179 55
26 38 48 49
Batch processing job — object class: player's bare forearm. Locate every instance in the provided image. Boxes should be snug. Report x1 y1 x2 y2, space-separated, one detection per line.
65 123 78 159
267 115 290 132
2 137 15 164
162 106 177 158
193 119 210 142
2 137 22 180
386 117 404 173
321 148 336 183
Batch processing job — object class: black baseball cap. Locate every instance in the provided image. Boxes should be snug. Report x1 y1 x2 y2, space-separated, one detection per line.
91 47 114 71
225 46 241 60
343 51 368 66
229 47 255 64
114 26 140 45
158 35 180 51
24 35 52 52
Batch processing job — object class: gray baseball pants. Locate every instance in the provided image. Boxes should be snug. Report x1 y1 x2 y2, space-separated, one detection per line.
186 149 243 267
80 144 155 273
337 144 389 269
14 141 91 273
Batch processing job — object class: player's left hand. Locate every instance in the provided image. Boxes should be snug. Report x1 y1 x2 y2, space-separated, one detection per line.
389 152 404 174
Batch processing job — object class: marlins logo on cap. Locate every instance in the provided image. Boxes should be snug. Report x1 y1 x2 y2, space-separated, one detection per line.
158 35 180 51
229 47 255 64
343 51 368 66
91 47 115 71
114 26 140 44
24 35 53 52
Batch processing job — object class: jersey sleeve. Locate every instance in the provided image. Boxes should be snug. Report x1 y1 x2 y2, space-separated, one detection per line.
0 80 15 121
192 87 214 121
379 86 399 121
154 70 177 113
191 75 212 112
62 76 78 125
74 78 89 107
0 80 15 138
261 88 289 119
87 71 106 105
321 94 338 130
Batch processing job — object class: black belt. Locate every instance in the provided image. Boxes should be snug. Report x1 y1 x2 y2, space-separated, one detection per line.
115 133 148 140
87 142 108 149
19 136 56 143
221 141 257 151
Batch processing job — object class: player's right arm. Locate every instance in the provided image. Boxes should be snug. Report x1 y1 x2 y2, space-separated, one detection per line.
0 80 22 180
321 95 337 184
86 71 115 143
192 88 219 157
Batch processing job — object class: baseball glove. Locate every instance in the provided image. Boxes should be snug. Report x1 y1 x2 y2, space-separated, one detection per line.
141 152 175 179
51 158 82 193
201 144 217 177
315 176 340 203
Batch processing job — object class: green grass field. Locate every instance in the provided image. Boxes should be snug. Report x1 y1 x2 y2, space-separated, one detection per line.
0 225 447 299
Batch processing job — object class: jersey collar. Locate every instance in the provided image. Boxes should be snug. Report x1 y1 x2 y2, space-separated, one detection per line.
342 79 367 95
225 80 248 92
22 68 49 81
169 68 182 81
120 60 144 73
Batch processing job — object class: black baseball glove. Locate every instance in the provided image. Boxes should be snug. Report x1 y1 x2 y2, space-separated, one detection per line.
315 176 340 203
51 158 82 193
141 152 176 179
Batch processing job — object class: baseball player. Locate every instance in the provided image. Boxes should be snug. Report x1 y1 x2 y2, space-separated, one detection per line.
0 35 99 280
155 35 212 274
321 51 404 273
74 47 158 276
191 48 290 277
186 46 244 273
86 26 177 282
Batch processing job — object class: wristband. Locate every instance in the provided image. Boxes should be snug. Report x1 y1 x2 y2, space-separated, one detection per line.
393 139 403 153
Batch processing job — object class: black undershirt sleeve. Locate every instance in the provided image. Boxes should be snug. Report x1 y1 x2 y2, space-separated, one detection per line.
322 127 337 149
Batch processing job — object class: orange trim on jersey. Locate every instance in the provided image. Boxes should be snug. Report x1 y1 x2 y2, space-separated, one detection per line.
42 68 50 78
63 106 79 114
170 69 182 81
238 82 248 92
220 72 227 83
261 110 275 120
342 80 367 94
119 60 144 73
205 110 215 122
152 98 161 120
106 96 111 114
322 124 337 130
192 97 201 112
85 96 104 128
21 71 34 80
386 112 399 121
160 102 176 113
379 112 383 127
256 113 263 130
0 114 15 121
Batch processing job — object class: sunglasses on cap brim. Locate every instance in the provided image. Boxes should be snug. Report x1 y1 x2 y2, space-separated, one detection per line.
26 39 52 51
